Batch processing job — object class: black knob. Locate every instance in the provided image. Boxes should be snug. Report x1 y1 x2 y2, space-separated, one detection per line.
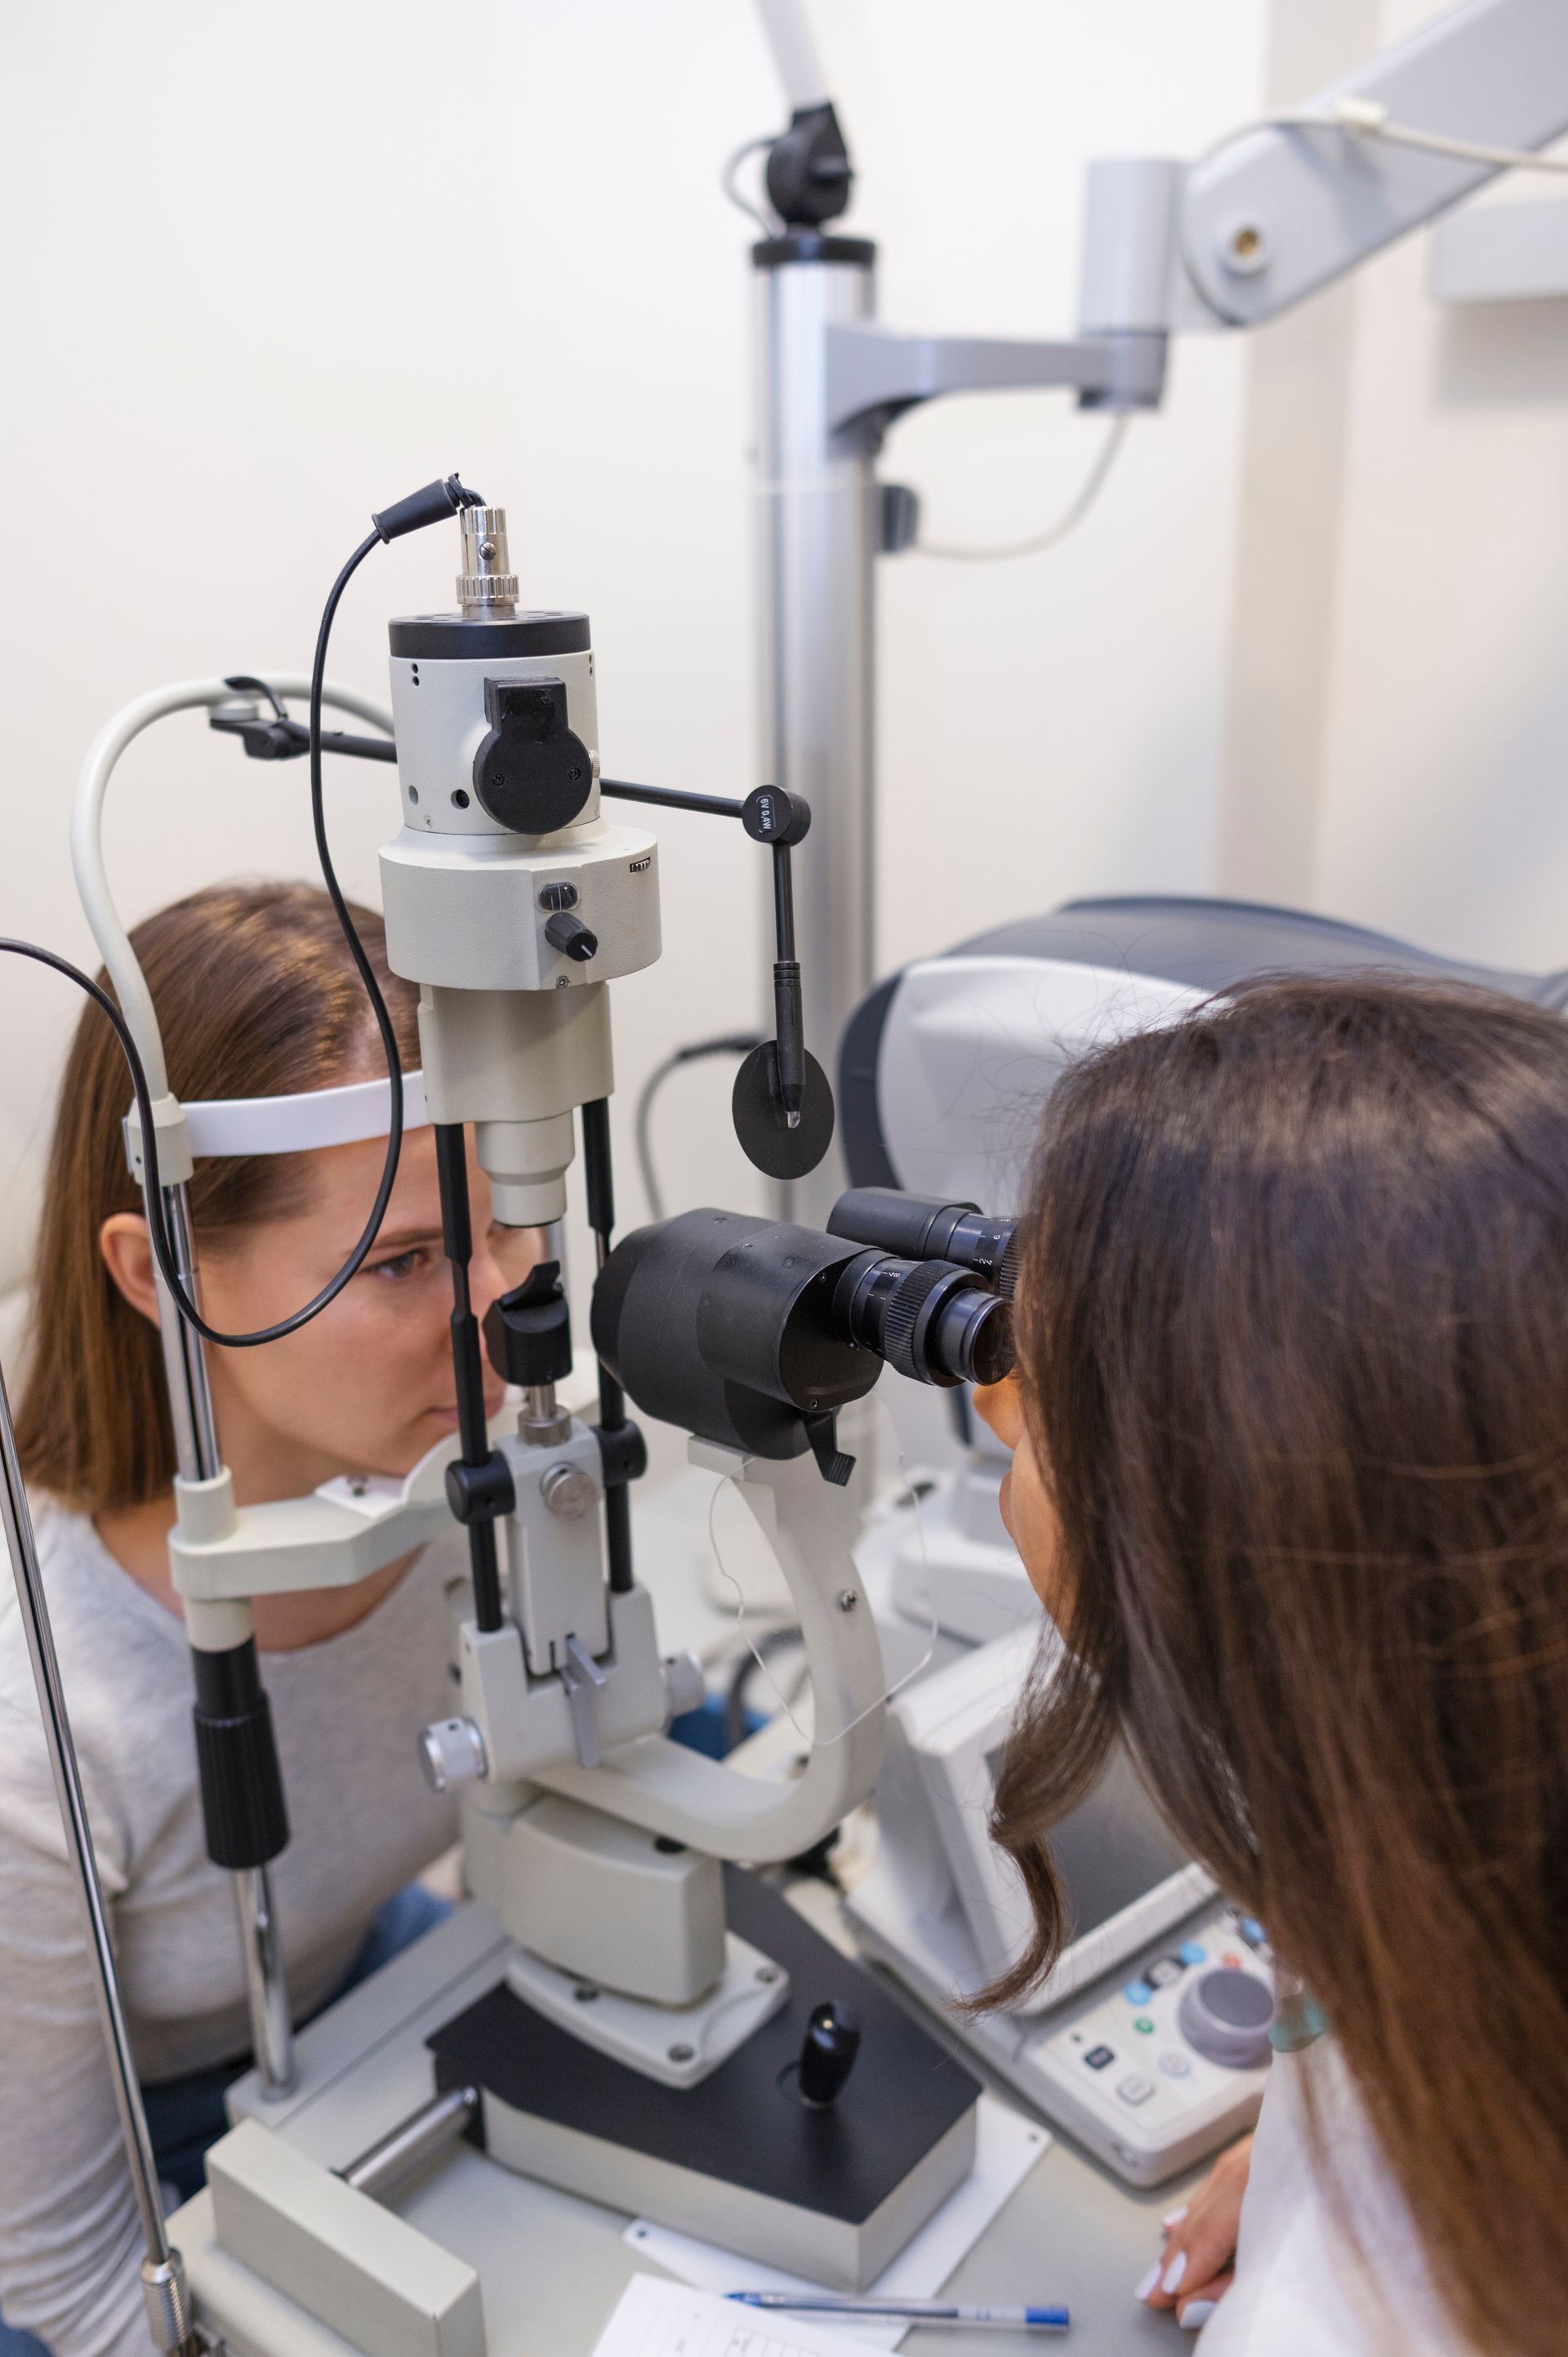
797 2001 861 2107
545 911 599 963
472 677 594 835
483 1259 574 1388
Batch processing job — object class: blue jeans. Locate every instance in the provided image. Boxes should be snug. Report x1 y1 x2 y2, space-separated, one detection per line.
0 1884 452 2357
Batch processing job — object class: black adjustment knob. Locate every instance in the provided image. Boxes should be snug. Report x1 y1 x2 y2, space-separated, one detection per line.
797 2001 861 2107
472 677 594 836
545 910 599 963
483 1259 574 1387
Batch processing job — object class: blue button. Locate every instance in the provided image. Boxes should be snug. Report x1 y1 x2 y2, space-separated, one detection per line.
1239 1917 1267 1947
1122 1979 1153 2006
1178 1940 1207 1967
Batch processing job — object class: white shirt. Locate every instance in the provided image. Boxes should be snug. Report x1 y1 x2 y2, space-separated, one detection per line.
0 1503 465 2357
1200 2042 1478 2356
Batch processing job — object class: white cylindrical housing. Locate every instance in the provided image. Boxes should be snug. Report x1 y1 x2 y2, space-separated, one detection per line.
1078 158 1183 335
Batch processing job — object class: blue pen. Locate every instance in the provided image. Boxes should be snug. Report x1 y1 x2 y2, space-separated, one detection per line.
726 2293 1069 2331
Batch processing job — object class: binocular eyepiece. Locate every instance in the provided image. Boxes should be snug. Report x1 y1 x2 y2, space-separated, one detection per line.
590 1189 1017 1486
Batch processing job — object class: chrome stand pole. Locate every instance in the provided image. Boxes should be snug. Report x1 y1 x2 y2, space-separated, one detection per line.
150 1178 296 2098
754 230 880 1225
0 1352 198 2353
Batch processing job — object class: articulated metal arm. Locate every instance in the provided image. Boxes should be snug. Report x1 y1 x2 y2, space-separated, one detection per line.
532 1446 889 1865
1175 0 1568 329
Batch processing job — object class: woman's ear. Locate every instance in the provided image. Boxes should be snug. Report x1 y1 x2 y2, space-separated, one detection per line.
100 1212 160 1326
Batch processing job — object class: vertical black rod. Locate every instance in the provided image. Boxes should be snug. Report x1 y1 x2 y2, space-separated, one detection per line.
771 843 805 1121
434 1124 503 1631
581 1098 635 1594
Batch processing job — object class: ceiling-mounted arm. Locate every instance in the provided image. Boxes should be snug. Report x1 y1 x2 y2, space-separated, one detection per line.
1173 0 1568 329
753 0 852 229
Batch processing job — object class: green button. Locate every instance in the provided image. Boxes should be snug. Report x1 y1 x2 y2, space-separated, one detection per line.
1134 2016 1155 2034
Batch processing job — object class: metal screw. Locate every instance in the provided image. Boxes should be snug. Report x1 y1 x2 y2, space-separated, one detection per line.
555 975 570 989
573 1984 599 2003
755 1965 780 1985
542 1462 597 1520
668 2043 695 2064
479 538 497 561
349 1477 368 1497
837 1589 859 1612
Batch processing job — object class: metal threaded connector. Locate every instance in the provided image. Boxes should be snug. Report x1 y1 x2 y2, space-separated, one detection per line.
457 506 519 615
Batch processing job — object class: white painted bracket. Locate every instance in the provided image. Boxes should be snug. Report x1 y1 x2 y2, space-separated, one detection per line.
204 2119 484 2357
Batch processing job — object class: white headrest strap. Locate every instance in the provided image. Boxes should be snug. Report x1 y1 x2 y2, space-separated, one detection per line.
180 1072 430 1159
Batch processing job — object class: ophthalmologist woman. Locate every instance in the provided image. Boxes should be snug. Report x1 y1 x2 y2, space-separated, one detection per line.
973 975 1568 2357
0 881 542 2357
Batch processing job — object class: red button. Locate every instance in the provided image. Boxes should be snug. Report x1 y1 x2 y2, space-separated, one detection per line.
1221 1950 1242 1968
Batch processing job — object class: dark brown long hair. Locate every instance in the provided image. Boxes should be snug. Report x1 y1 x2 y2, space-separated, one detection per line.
16 881 420 1512
989 975 1568 2355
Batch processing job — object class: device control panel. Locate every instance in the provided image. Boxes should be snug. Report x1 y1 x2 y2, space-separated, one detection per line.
988 1902 1274 2185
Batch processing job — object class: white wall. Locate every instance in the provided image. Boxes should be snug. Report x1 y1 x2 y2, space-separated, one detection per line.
1307 2 1568 971
1 0 1272 1304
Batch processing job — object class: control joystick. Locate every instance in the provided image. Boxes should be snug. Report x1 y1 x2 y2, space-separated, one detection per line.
1177 1968 1276 2071
797 2000 862 2108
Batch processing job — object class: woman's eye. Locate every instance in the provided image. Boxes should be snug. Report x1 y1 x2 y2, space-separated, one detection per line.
370 1249 426 1282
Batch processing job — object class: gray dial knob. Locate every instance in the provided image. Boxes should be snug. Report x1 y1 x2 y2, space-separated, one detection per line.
1177 1967 1276 2070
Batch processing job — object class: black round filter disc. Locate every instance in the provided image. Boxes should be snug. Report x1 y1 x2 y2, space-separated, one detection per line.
732 1044 835 1181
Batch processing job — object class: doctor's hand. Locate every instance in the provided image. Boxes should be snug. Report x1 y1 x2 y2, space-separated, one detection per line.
1137 2133 1253 2331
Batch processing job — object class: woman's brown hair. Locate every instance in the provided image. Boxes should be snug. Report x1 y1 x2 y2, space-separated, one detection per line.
16 881 420 1513
990 975 1568 2356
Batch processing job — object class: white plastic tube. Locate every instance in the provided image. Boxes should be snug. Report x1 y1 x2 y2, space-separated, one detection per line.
71 675 394 1098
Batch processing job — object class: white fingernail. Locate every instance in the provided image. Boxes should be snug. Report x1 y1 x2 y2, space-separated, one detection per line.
1179 2299 1218 2331
1134 2261 1161 2301
1161 2204 1189 2230
1161 2250 1188 2294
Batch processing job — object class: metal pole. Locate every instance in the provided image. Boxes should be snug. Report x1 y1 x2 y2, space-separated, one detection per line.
149 1178 296 2098
754 231 880 1224
0 1352 198 2353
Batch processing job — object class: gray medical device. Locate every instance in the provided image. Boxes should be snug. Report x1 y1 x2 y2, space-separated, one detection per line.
747 0 1568 1215
844 1629 1277 2188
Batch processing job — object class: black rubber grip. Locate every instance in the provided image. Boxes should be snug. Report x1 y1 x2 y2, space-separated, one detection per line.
372 474 479 543
192 1639 289 1869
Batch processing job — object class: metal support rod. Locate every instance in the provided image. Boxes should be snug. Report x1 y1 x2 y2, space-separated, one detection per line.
434 1123 505 1630
0 1352 198 2352
581 1098 635 1593
599 777 744 822
151 1183 221 1483
233 1866 293 2100
338 2084 479 2203
148 1178 296 2099
769 844 805 1126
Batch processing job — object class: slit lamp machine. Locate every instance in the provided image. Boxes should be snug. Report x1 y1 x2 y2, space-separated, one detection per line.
6 2 1568 2350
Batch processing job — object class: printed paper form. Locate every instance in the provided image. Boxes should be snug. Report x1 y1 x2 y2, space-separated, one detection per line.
590 2274 869 2357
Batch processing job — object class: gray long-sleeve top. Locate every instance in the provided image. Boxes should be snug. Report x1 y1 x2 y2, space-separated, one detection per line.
0 1504 463 2357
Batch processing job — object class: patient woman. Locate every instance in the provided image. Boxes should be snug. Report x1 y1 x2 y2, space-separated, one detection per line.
0 882 541 2357
975 976 1568 2356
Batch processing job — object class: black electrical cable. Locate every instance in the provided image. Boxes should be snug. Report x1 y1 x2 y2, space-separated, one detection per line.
635 1034 764 1220
16 487 479 1349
